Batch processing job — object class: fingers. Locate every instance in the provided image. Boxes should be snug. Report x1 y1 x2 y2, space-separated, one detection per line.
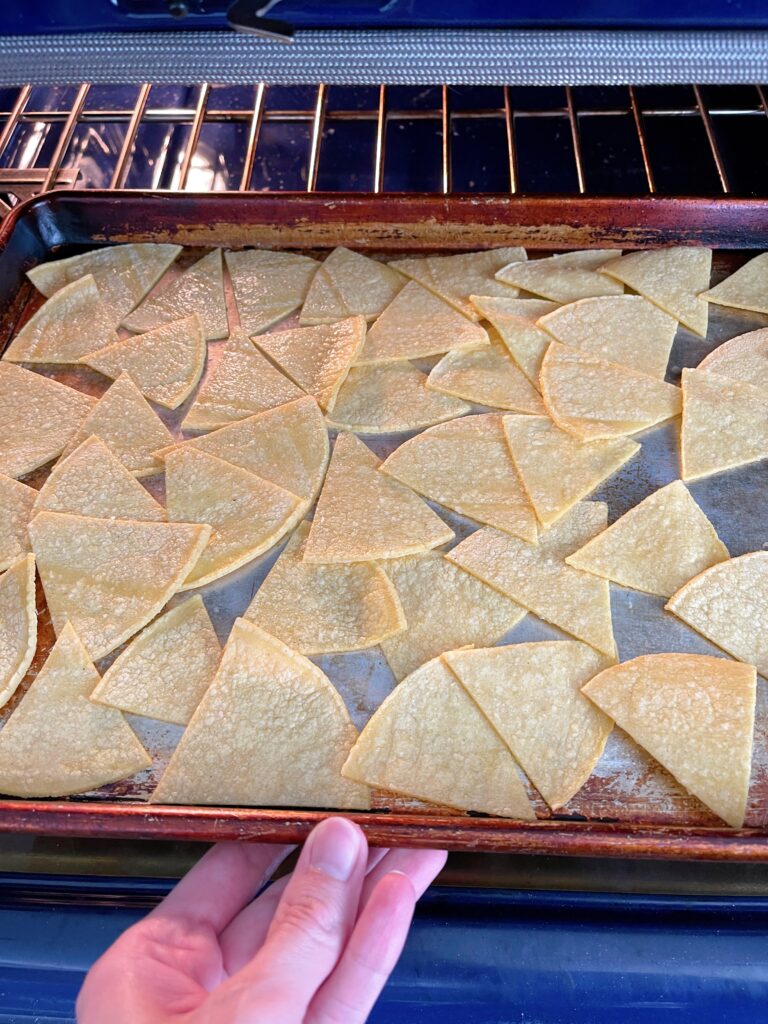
361 847 447 907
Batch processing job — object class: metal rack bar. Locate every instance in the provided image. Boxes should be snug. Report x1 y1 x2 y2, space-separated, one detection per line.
628 85 656 194
0 84 32 165
565 85 586 195
373 84 386 194
503 86 518 194
239 82 266 192
693 83 731 193
109 82 151 190
41 82 90 193
441 84 451 195
306 83 327 193
177 82 210 191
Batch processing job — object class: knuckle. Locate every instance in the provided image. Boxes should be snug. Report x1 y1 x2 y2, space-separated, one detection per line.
277 887 343 948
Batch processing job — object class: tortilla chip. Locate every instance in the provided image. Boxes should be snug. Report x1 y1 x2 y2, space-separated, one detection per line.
300 247 404 324
540 341 682 440
0 622 150 798
495 250 623 302
122 248 228 341
0 555 36 709
700 253 768 315
60 372 175 478
356 282 489 365
82 314 205 410
0 363 95 479
244 522 405 654
342 654 535 818
697 327 768 389
502 414 639 527
29 511 210 660
303 432 452 564
0 476 35 572
380 551 526 681
469 296 559 386
680 367 768 481
381 414 538 541
446 502 616 659
537 295 677 379
165 448 302 589
599 247 711 337
27 243 181 320
3 275 118 365
566 480 728 598
34 436 166 522
327 361 470 434
150 618 369 808
446 641 611 809
90 595 221 725
225 249 320 334
666 551 768 677
389 247 527 320
254 315 366 412
583 653 755 827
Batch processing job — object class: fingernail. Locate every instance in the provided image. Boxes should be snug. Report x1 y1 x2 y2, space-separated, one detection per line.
309 817 361 881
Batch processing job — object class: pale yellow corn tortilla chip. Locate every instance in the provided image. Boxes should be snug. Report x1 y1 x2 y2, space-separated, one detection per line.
446 502 616 659
244 522 405 654
355 282 489 365
697 327 768 389
566 480 728 598
29 511 211 660
0 475 35 571
537 295 677 379
446 641 611 809
700 253 768 314
82 314 205 410
0 364 95 479
599 247 711 337
583 653 755 827
379 551 526 681
0 622 150 798
90 595 221 726
0 555 37 709
469 296 559 386
165 448 302 589
327 361 470 434
225 249 320 334
502 414 640 527
382 413 538 542
303 432 453 564
495 250 623 302
300 247 404 324
150 618 370 808
341 653 535 819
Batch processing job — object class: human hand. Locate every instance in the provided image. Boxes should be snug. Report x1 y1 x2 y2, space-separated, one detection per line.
76 817 447 1023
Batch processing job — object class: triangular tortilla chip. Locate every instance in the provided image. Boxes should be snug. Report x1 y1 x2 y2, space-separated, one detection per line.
327 361 470 434
381 413 538 541
60 373 175 478
150 618 369 808
122 249 228 341
502 414 640 527
389 247 527 320
666 551 768 677
34 436 166 522
3 275 118 364
540 341 682 440
303 432 452 564
157 395 328 502
0 476 35 572
29 511 211 660
253 315 365 412
0 363 95 479
342 654 535 818
82 314 205 410
537 295 677 379
697 327 768 389
244 522 405 654
0 622 150 798
566 480 728 597
0 554 36 708
225 249 320 334
90 595 221 726
355 282 489 365
446 641 611 809
583 653 755 827
470 296 559 386
495 250 623 302
700 253 768 315
427 329 546 413
300 247 404 324
27 243 181 320
380 551 526 681
165 448 302 589
447 502 616 659
599 247 711 337
680 367 768 481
